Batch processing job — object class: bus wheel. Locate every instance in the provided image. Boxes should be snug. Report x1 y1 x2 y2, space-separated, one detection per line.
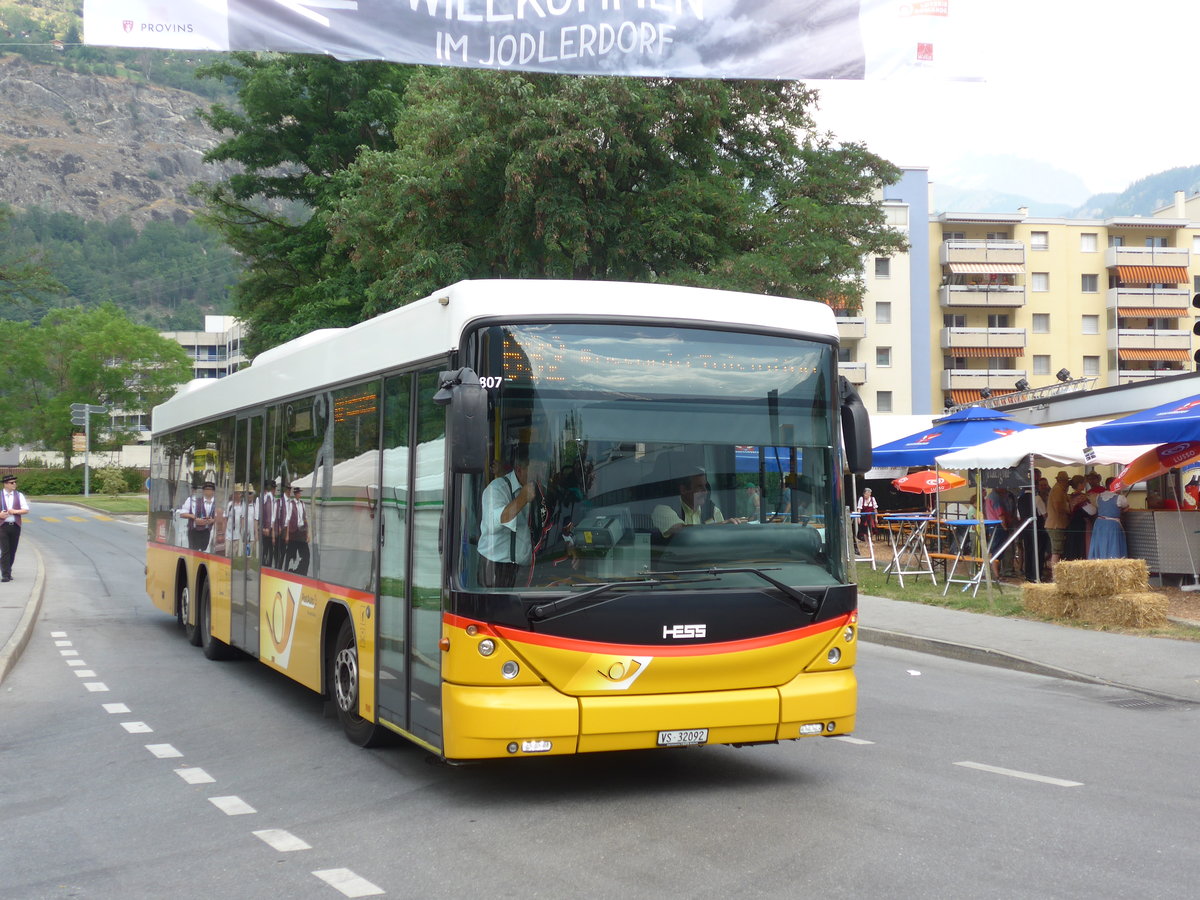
330 618 384 748
183 584 201 647
199 581 230 661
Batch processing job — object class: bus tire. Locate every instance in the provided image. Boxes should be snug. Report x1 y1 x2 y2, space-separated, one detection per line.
329 618 384 748
199 581 230 661
183 582 201 646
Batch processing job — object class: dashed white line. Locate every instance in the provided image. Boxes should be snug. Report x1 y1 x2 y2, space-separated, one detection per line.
84 682 109 692
175 767 215 785
74 669 98 678
146 743 183 758
832 736 875 745
50 631 67 637
102 703 131 714
121 722 154 734
54 640 72 647
254 829 312 852
59 649 79 657
954 760 1083 787
312 868 385 897
66 659 86 667
209 795 257 816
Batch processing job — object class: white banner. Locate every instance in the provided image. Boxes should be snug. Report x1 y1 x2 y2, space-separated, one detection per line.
82 0 974 81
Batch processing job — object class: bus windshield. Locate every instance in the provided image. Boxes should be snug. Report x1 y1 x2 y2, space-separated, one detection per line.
455 321 845 594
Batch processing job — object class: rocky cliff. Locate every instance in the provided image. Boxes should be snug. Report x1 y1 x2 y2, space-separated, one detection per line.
0 55 236 225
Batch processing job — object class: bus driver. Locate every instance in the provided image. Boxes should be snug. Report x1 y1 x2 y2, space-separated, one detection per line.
652 467 746 540
478 446 545 588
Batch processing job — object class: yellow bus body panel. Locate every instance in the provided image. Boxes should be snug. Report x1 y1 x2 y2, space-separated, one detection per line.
443 684 581 759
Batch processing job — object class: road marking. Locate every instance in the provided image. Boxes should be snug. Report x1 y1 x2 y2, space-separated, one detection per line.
84 682 109 692
74 669 98 678
175 767 215 785
66 659 87 667
209 795 256 816
50 631 67 637
312 868 384 897
42 517 61 523
67 516 88 522
254 829 312 852
954 761 1083 787
54 640 72 647
121 721 153 733
832 736 875 745
103 703 131 714
146 743 183 758
59 649 79 656
93 514 114 521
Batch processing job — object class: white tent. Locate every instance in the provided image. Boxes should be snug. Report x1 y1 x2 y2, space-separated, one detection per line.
935 420 1156 471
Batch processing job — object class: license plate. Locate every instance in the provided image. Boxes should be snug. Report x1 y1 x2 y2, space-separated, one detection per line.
657 728 708 747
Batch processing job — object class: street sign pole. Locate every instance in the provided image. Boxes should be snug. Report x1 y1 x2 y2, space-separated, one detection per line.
69 402 107 497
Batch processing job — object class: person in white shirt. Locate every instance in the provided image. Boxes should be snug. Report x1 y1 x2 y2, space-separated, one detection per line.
478 447 543 588
0 474 31 582
284 485 310 575
179 481 217 552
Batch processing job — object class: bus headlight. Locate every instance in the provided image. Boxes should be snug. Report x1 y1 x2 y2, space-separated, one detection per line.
827 647 842 664
844 626 855 642
478 639 496 657
501 660 520 679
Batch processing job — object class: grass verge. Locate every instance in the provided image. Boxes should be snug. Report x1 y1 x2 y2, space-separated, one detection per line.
37 494 149 515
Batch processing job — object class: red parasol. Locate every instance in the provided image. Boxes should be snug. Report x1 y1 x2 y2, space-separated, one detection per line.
1111 441 1200 492
892 469 968 494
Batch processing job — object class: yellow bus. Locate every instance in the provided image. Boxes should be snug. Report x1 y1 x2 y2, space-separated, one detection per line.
147 280 872 761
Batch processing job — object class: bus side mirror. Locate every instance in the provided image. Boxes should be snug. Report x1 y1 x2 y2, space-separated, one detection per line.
839 376 872 475
434 368 487 474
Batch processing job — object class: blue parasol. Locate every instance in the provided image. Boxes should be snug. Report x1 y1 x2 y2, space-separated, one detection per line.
1085 393 1200 447
872 407 1036 468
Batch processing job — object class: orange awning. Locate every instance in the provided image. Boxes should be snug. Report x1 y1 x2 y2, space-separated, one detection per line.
947 263 1024 274
1117 348 1192 361
947 389 1014 405
946 346 1025 357
1115 265 1190 283
1116 307 1188 317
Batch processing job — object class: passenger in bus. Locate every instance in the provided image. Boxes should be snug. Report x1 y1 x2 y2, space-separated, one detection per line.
179 481 217 552
259 479 280 568
478 446 543 588
284 485 310 575
652 467 746 540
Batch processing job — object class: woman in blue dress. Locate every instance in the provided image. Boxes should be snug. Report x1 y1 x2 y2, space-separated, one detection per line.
1088 477 1129 559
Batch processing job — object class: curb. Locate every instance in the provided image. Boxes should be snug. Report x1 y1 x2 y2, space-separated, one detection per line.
0 543 46 686
859 625 1197 705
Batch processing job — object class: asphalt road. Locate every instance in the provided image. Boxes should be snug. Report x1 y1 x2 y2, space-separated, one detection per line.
2 504 1197 899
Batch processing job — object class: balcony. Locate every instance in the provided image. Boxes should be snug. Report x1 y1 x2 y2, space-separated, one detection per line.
939 283 1026 308
941 368 1026 391
835 317 867 342
940 327 1027 352
1106 287 1190 311
1108 329 1192 351
1105 245 1190 268
940 240 1025 266
838 361 867 385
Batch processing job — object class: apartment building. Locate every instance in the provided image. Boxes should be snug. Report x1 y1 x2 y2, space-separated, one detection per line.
162 315 248 381
847 172 1200 415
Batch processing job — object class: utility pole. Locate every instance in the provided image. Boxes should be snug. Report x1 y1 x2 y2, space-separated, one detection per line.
69 403 109 497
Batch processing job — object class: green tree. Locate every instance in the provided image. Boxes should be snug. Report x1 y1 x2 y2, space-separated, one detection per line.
0 206 66 318
326 71 907 316
192 53 413 354
0 305 193 464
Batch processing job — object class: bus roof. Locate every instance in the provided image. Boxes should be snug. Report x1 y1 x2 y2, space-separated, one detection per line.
152 280 837 434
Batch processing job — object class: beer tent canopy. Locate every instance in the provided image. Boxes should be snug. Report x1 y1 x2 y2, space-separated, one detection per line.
871 407 1035 468
936 420 1155 470
1085 394 1200 447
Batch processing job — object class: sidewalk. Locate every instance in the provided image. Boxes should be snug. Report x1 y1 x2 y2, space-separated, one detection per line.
1 541 1197 702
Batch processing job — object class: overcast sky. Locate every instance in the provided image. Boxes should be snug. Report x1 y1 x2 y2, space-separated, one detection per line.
809 1 1199 195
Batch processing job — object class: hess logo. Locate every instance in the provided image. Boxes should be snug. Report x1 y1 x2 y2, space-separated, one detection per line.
663 623 706 639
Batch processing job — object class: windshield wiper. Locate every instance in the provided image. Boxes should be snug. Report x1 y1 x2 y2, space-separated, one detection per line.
645 566 821 615
527 576 716 622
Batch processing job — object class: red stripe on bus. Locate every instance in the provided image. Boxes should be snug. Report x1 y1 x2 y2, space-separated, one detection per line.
442 612 850 657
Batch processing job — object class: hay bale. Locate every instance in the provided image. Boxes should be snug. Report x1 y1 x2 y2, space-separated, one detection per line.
1022 583 1076 618
1074 591 1168 628
1053 559 1149 597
